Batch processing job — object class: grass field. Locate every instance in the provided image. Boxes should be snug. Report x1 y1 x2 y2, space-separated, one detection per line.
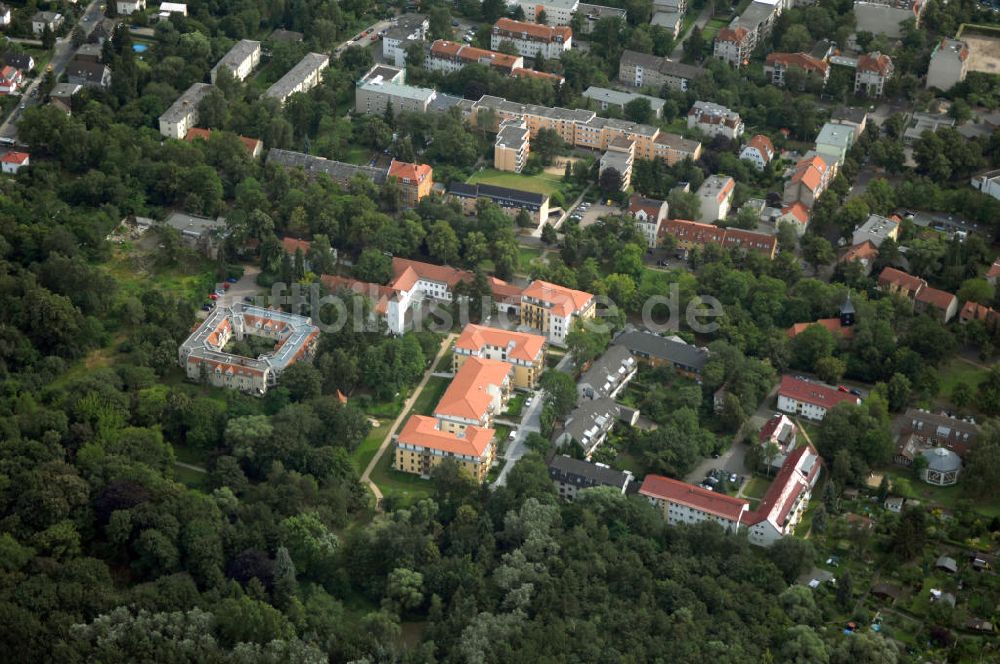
407 376 450 418
173 464 208 489
742 475 772 501
370 447 433 507
936 358 987 405
467 169 564 196
351 422 390 474
518 246 545 273
701 18 729 41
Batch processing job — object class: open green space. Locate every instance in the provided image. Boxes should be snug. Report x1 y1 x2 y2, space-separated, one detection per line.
369 445 433 507
351 422 390 474
741 475 772 501
883 469 1000 518
467 169 565 196
173 464 209 490
701 18 730 41
504 393 526 419
935 357 987 406
407 376 450 418
101 243 215 304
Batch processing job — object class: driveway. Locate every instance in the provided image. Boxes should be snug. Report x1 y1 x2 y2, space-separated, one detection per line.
670 4 715 60
684 439 751 486
493 388 545 487
574 201 619 229
334 17 398 58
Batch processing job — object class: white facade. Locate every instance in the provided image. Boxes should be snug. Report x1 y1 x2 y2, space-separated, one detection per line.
777 393 828 420
971 170 1000 201
515 0 580 25
1 154 29 174
688 100 744 140
739 145 769 170
158 82 213 139
210 40 262 84
116 0 146 15
490 21 572 60
0 6 10 26
696 175 735 223
158 2 187 17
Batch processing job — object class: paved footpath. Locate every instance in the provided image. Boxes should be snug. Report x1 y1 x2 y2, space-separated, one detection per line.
360 332 456 507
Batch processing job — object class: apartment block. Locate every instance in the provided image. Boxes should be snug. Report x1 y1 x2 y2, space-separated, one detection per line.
696 174 735 223
210 39 261 84
427 40 524 74
520 280 595 345
158 82 213 139
387 159 433 206
660 218 778 258
618 49 704 91
355 64 437 115
494 118 530 173
490 18 572 60
265 52 329 105
453 324 546 389
687 100 744 139
434 357 512 432
395 415 496 482
628 194 668 248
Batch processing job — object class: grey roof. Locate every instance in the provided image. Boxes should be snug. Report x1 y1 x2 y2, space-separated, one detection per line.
160 82 213 124
562 397 621 455
923 447 962 473
363 65 403 83
3 52 34 70
75 43 104 60
736 1 778 31
583 86 666 112
211 39 260 78
903 409 980 442
265 52 329 101
269 28 304 42
496 121 529 148
358 78 436 103
548 455 631 490
429 92 464 112
613 329 710 372
50 82 81 99
164 211 226 239
935 555 958 572
578 3 628 18
267 148 388 185
33 11 62 22
67 61 110 85
840 294 855 315
651 11 683 28
578 345 635 399
620 49 665 70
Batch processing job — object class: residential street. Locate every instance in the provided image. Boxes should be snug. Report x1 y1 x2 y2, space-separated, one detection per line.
492 388 545 487
0 0 105 143
670 5 715 60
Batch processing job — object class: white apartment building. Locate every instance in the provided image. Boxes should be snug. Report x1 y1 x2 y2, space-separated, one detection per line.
515 0 580 25
382 14 429 68
688 100 744 140
628 194 668 248
116 0 146 15
158 82 213 139
640 475 750 533
210 39 261 84
696 174 735 223
264 52 329 105
490 18 572 60
777 375 860 421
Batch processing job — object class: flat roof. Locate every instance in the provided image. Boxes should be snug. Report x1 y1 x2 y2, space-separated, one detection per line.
583 86 666 111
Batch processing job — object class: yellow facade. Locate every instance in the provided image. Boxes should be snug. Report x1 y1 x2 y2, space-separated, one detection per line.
453 352 542 389
394 443 495 482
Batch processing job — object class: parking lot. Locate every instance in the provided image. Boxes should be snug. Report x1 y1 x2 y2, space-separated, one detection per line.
567 201 620 229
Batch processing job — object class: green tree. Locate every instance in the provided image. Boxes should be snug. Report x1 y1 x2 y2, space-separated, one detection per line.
427 220 461 265
539 371 578 419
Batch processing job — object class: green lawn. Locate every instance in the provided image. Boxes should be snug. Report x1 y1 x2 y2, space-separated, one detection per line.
338 144 373 166
351 422 389 474
173 464 208 490
935 358 987 407
369 446 433 508
883 468 1000 517
742 475 772 501
467 169 564 196
701 18 729 41
406 376 450 418
504 393 526 419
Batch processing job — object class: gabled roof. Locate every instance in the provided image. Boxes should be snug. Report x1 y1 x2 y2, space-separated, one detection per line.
790 155 828 192
716 27 750 43
628 193 667 219
387 159 432 184
878 266 926 293
398 414 494 458
745 134 774 160
786 318 853 339
521 280 594 318
511 67 564 83
434 357 511 421
430 40 521 70
915 286 957 311
390 257 472 290
0 151 29 164
184 127 263 155
320 274 396 315
781 202 810 224
765 52 830 76
548 455 631 490
779 375 859 409
838 240 879 264
454 324 546 363
281 237 310 254
745 444 821 529
612 329 710 371
857 51 893 75
986 258 1000 279
494 18 572 43
640 474 750 521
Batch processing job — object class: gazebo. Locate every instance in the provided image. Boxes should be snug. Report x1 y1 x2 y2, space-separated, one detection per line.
920 447 962 486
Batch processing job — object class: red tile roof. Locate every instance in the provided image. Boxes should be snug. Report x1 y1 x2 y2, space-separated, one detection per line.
494 18 572 43
716 27 749 43
434 357 511 421
781 202 810 225
765 52 829 76
521 280 594 318
787 318 854 339
511 67 564 83
387 159 432 184
746 134 775 161
391 257 472 290
398 415 494 458
640 474 750 522
628 193 666 219
857 52 893 76
987 259 1000 280
660 218 777 257
960 301 993 323
838 240 879 264
320 274 397 315
0 151 29 165
184 127 263 155
878 267 926 295
758 413 792 443
915 286 957 311
282 237 311 254
745 444 821 528
455 324 546 363
430 40 522 71
791 155 828 192
778 375 859 410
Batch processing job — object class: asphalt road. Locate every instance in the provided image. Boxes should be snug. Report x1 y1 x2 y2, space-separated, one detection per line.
0 0 105 142
333 17 397 58
492 389 545 487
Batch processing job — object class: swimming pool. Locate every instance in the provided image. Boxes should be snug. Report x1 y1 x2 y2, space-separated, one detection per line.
133 44 148 53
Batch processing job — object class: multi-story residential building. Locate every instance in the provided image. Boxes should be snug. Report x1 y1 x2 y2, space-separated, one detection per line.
576 3 628 33
814 121 855 168
577 345 637 400
265 52 329 105
627 194 668 248
897 408 980 460
520 280 596 344
548 455 633 500
494 119 530 173
618 49 705 91
447 182 550 224
490 18 572 60
453 324 546 389
852 213 899 247
268 148 388 186
515 0 580 24
382 14 428 67
660 219 778 258
739 134 775 171
178 303 320 395
583 86 665 118
427 40 523 74
31 11 64 36
915 286 959 324
854 51 893 97
395 415 496 482
0 65 21 94
926 38 970 91
653 132 703 165
687 101 744 140
764 52 830 87
67 61 112 88
210 39 261 84
778 202 811 235
853 0 926 39
972 169 1000 202
116 0 146 15
696 174 735 223
599 136 635 191
434 357 512 433
158 82 214 139
713 27 753 67
757 413 797 470
612 328 710 378
733 0 783 48
557 398 635 456
777 375 860 421
745 444 822 546
355 64 437 115
783 154 831 208
387 159 433 206
640 474 751 533
878 266 926 300
830 106 868 139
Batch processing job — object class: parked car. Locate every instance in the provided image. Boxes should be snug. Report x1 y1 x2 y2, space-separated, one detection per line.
850 388 863 397
837 385 849 393
208 293 219 300
222 283 231 290
226 277 238 283
201 304 213 311
243 296 254 303
508 429 517 440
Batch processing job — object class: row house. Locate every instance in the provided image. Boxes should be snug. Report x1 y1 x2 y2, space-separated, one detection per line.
577 345 637 401
878 267 958 323
777 375 860 421
640 474 750 533
745 444 822 546
427 40 523 74
660 218 778 258
453 324 546 389
447 182 550 225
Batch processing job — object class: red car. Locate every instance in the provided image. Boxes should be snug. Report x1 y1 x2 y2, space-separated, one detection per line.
838 385 849 393
222 282 231 290
208 293 219 300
